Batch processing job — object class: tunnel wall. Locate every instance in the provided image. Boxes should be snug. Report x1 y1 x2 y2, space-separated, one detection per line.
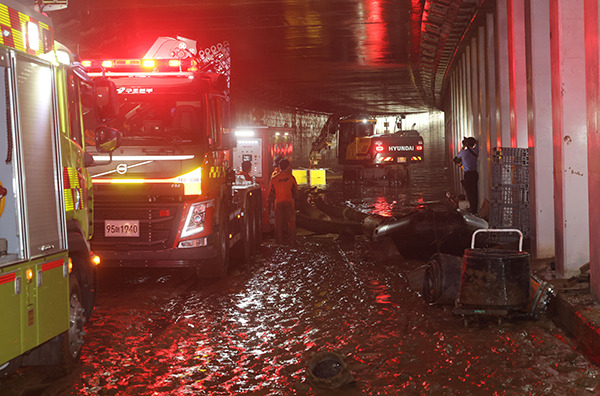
441 0 600 289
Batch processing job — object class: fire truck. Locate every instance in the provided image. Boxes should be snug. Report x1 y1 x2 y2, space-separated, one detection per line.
0 0 120 376
311 114 424 184
84 38 263 277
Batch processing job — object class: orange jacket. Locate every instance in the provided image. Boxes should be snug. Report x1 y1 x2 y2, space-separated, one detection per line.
268 170 298 204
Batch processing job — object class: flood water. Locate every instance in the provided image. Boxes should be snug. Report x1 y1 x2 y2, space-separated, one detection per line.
3 119 600 395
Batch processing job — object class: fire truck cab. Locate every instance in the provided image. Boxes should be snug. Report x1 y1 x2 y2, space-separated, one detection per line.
85 39 263 277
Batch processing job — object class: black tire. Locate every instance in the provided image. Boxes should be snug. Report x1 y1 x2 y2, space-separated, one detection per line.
252 195 263 252
59 275 85 372
213 205 230 278
69 250 96 321
235 197 253 263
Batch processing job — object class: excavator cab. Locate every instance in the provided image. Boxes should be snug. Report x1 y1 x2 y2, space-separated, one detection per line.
337 115 377 164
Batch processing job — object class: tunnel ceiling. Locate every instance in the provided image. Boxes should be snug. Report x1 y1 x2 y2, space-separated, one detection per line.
51 0 484 117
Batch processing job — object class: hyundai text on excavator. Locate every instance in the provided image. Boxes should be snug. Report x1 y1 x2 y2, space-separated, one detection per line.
83 37 263 277
0 0 120 376
310 114 424 184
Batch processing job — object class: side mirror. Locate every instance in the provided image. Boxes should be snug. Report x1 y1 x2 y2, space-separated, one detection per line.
94 78 119 121
95 126 121 153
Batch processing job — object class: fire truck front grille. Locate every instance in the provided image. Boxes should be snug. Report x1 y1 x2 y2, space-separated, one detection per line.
92 203 182 251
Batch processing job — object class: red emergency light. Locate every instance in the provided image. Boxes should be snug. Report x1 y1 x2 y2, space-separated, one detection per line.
82 58 195 73
374 141 385 152
416 145 423 151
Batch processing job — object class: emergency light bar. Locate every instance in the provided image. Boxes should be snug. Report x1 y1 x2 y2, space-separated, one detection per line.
82 58 196 74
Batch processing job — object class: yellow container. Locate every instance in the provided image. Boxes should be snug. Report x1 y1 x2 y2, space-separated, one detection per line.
309 169 326 186
292 169 308 185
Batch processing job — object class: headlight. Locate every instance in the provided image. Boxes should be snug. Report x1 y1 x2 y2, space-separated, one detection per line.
182 202 207 237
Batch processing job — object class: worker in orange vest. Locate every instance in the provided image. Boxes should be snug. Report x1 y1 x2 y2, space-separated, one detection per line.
267 158 298 246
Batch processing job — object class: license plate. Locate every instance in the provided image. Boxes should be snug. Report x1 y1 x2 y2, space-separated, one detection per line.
105 220 140 237
397 157 407 163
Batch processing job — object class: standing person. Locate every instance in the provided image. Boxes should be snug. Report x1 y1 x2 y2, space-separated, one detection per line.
237 160 253 182
268 158 298 246
271 155 283 178
453 137 479 214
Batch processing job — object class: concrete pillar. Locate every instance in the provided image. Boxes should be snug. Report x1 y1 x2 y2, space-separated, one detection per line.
471 38 480 142
465 48 473 137
525 0 555 259
507 0 529 148
478 26 490 204
495 0 511 147
584 0 600 299
550 0 590 277
486 13 498 177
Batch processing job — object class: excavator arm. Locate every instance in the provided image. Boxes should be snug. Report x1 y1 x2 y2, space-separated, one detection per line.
309 113 341 166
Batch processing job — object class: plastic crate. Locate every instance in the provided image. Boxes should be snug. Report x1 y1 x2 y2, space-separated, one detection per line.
490 184 529 206
489 204 530 237
492 147 529 166
492 147 529 186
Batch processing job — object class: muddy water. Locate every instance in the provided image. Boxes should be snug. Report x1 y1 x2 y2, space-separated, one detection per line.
4 206 599 395
3 125 600 394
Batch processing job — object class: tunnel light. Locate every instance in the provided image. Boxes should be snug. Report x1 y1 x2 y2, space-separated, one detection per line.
235 129 256 137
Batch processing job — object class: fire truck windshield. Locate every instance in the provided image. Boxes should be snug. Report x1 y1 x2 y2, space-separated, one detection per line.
114 100 207 147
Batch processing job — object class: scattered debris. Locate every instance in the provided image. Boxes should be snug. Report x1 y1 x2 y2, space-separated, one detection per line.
306 351 355 390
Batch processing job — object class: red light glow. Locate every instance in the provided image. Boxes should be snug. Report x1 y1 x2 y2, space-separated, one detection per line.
142 59 156 68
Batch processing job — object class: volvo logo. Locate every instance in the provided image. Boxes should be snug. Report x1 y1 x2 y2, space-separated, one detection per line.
116 163 128 174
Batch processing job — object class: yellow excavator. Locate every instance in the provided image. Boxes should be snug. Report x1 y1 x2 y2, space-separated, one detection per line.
310 114 424 184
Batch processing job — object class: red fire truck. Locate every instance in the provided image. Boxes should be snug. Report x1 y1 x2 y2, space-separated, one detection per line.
84 38 262 277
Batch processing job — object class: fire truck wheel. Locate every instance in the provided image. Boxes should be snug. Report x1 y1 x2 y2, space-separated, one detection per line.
213 206 230 278
252 196 262 252
233 198 253 263
59 275 85 371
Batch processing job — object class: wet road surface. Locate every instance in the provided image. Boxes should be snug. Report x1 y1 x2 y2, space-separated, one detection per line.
2 179 600 395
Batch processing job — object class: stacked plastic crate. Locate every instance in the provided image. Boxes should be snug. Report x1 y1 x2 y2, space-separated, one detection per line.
489 147 530 237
